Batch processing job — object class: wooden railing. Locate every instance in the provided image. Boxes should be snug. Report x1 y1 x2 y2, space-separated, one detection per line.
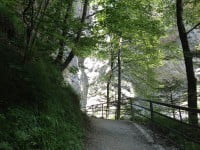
131 98 200 127
86 98 200 122
86 100 130 119
85 97 200 149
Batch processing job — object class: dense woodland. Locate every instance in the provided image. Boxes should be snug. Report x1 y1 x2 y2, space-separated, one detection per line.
0 0 199 149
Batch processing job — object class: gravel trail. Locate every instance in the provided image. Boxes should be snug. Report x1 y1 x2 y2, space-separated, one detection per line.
85 118 156 150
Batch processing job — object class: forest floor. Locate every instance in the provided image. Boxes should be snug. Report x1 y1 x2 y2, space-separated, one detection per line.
85 118 176 150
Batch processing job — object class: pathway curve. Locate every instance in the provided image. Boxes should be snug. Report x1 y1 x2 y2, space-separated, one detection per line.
85 118 162 150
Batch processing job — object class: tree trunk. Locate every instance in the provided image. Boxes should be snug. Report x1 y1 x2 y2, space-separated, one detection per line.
106 81 110 119
106 51 114 118
176 0 198 125
23 0 35 63
55 39 64 63
62 0 88 70
62 51 74 70
116 38 122 120
23 0 50 63
55 0 73 63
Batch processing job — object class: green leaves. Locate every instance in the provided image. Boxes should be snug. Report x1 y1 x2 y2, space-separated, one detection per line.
92 0 168 97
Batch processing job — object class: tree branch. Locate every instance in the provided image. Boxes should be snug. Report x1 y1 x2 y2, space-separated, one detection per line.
86 9 104 19
187 22 200 34
62 0 89 70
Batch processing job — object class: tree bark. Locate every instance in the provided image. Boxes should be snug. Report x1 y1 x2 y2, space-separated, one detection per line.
106 51 114 118
116 38 122 120
106 81 110 119
23 0 35 63
23 0 50 63
62 0 88 71
176 0 198 125
62 51 74 70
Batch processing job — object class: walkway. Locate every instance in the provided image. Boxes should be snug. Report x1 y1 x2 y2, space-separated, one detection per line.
85 118 168 150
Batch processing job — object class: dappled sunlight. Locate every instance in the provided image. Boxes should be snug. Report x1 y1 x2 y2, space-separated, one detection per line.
1 0 200 149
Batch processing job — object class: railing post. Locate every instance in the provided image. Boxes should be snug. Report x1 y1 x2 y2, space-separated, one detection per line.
150 101 154 121
94 106 96 115
102 104 104 118
115 108 117 120
179 108 182 122
130 99 133 119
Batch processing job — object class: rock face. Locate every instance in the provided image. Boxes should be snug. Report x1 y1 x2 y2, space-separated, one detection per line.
63 56 135 108
156 60 186 82
61 0 90 108
63 52 199 109
63 56 81 94
79 58 89 108
84 58 109 106
62 56 89 108
84 58 135 107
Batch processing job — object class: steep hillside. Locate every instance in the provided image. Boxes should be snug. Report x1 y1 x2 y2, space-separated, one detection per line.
0 5 86 148
0 41 85 150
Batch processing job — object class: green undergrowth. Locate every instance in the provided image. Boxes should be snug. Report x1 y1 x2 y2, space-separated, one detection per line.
152 114 200 150
132 114 200 150
0 42 86 150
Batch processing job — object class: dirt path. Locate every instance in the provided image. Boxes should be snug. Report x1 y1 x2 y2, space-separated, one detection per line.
85 118 159 150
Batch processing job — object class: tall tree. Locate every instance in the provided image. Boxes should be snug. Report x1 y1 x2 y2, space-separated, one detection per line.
116 38 122 120
176 0 198 125
94 0 164 104
62 0 89 70
106 48 115 118
54 0 74 64
22 0 50 63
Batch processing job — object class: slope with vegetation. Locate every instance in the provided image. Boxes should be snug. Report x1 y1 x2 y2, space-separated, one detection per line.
0 1 86 150
0 0 200 149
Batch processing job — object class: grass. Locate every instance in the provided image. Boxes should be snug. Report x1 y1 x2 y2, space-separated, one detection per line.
0 40 86 150
131 113 200 150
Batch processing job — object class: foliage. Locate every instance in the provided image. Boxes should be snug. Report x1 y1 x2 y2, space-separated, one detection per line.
152 114 200 150
90 0 166 97
0 0 199 148
0 46 85 149
0 3 85 150
133 113 200 150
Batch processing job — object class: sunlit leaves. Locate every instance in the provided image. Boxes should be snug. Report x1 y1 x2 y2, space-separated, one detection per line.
91 0 166 97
